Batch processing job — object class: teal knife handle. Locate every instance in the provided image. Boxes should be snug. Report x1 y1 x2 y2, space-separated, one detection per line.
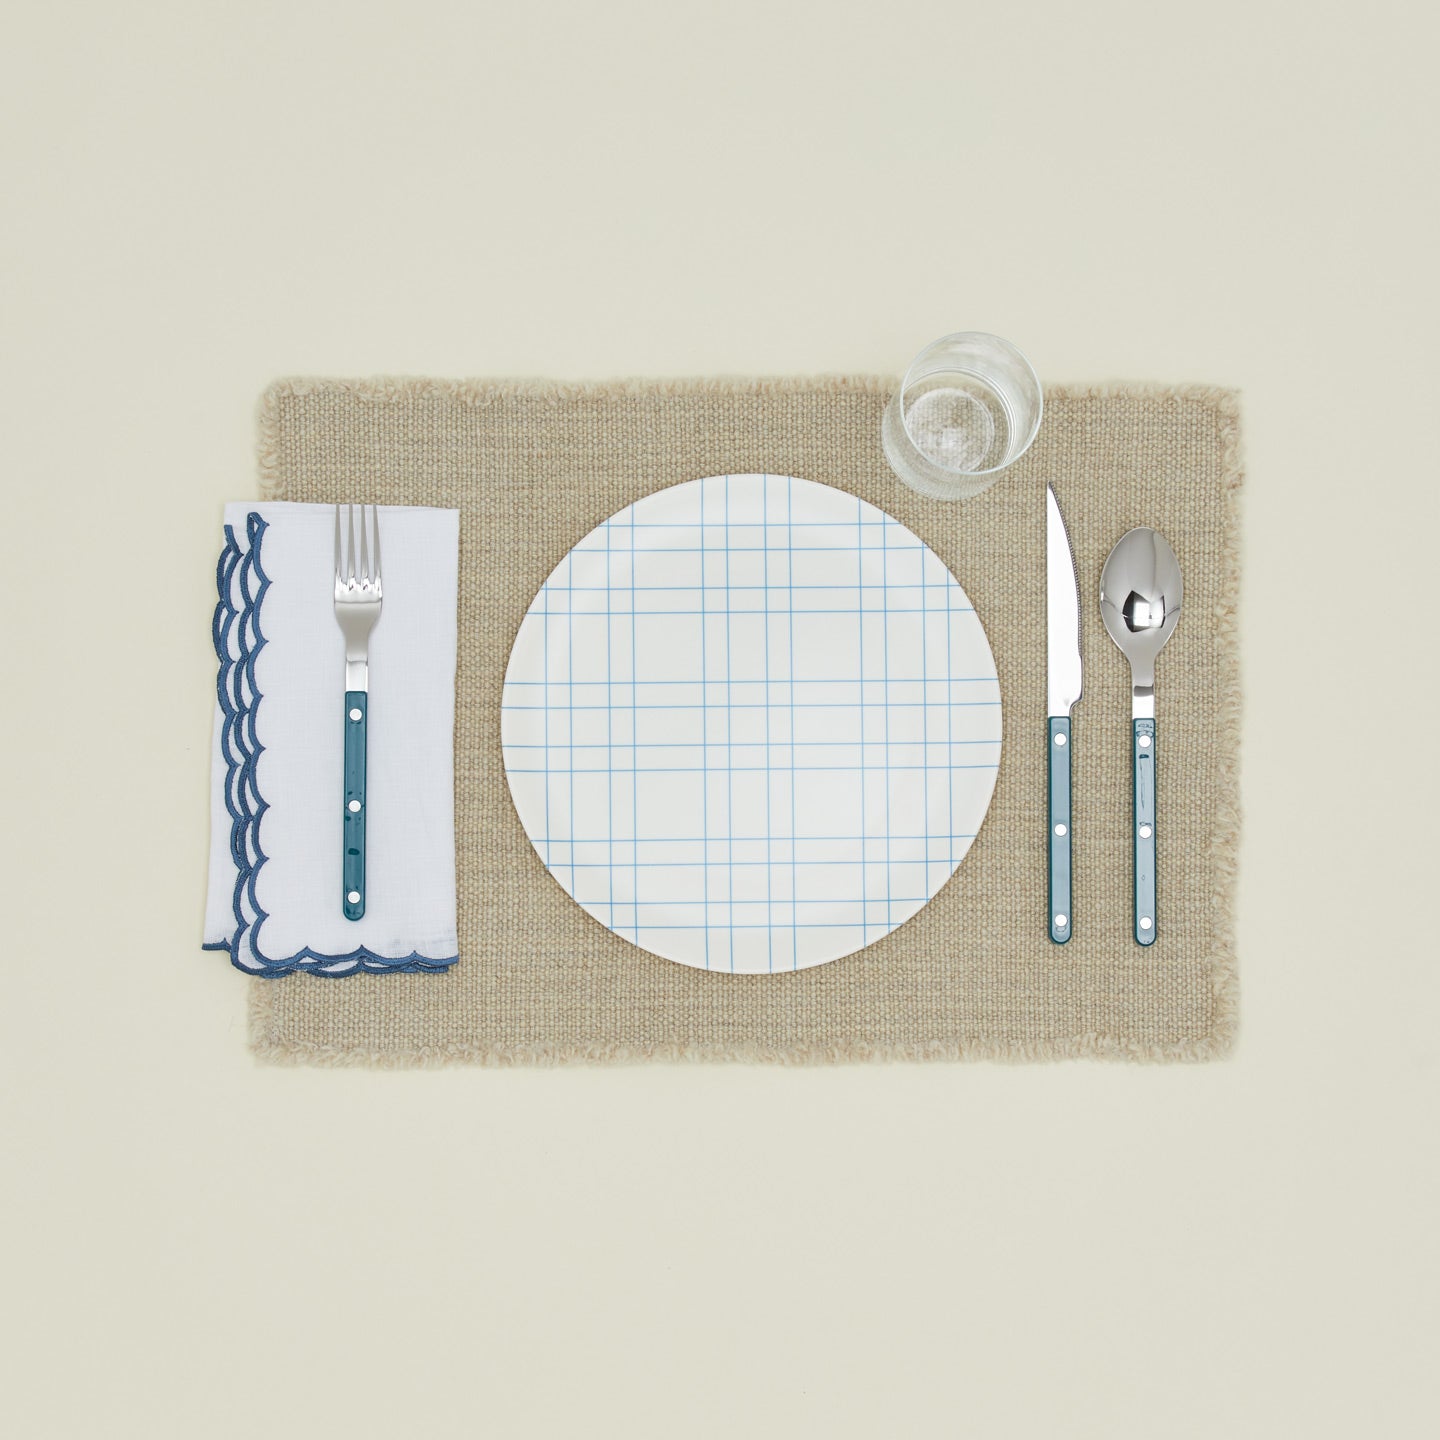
1047 716 1072 943
343 690 367 920
1133 716 1156 946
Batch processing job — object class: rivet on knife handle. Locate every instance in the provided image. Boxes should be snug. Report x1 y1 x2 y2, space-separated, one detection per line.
1048 716 1072 943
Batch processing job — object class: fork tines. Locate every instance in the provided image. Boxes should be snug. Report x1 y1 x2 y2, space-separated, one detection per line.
334 503 383 595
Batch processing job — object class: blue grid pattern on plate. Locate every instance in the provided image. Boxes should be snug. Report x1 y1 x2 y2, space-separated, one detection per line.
500 475 1001 973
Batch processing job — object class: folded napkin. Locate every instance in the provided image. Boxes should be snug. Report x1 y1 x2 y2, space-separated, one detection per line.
204 502 460 976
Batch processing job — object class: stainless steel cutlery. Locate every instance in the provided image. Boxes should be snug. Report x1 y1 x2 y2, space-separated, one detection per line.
1045 490 1183 947
333 504 383 921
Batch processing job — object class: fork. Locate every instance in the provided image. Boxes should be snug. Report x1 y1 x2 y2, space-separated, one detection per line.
334 504 383 920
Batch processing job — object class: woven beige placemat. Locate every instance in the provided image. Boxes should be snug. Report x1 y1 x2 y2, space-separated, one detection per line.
247 376 1241 1065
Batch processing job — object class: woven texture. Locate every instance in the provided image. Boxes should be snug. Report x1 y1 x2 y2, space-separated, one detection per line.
248 376 1242 1065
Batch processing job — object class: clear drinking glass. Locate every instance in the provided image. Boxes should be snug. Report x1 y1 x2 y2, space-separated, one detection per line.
882 332 1043 500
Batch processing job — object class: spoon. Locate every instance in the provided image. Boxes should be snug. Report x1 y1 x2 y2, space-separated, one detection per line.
1099 528 1183 946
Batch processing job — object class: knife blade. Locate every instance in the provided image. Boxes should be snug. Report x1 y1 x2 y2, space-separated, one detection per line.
1046 485 1082 943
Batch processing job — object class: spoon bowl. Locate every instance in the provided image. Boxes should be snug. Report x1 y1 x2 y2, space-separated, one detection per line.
1099 528 1183 704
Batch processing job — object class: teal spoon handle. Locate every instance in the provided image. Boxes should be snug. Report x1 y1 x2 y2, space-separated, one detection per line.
1047 716 1072 943
1133 716 1156 945
343 690 367 920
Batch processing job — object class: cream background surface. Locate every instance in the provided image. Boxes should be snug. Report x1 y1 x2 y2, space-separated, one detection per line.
2 2 1435 1436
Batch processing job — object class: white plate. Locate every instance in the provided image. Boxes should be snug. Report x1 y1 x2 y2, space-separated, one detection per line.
500 474 1002 973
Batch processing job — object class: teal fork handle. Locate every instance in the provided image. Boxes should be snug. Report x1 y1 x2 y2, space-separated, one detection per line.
343 690 367 920
1133 716 1156 945
1047 716 1072 943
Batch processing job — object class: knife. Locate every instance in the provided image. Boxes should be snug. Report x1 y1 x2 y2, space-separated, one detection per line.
1046 485 1083 943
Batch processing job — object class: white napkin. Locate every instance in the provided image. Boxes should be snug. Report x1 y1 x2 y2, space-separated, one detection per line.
204 502 460 975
